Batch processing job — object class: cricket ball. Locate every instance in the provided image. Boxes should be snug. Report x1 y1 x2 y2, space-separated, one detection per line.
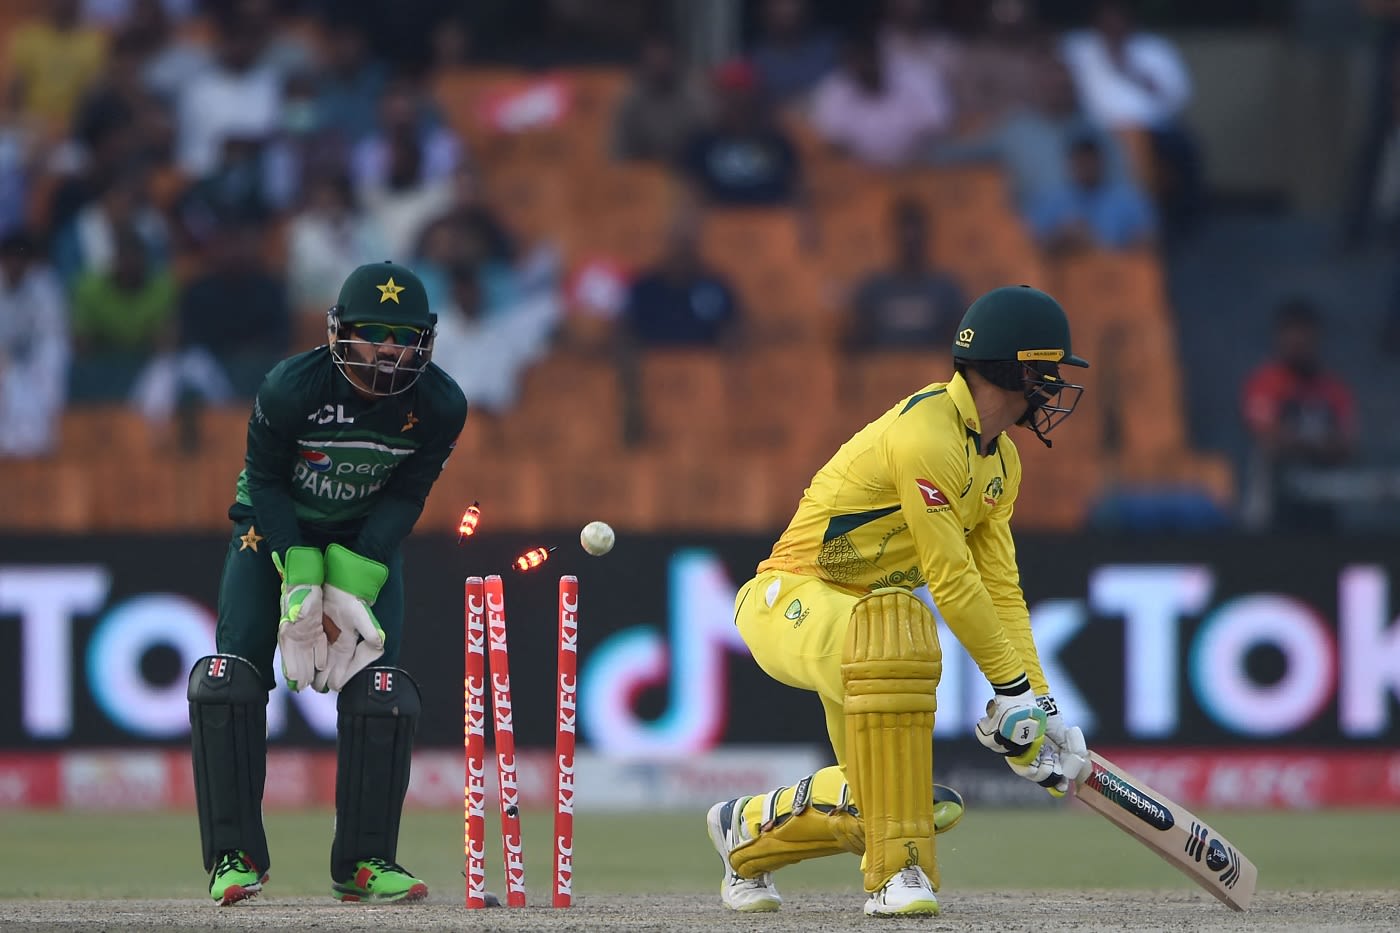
580 520 615 556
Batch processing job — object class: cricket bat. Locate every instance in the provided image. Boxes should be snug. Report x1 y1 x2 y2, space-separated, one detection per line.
1073 752 1259 911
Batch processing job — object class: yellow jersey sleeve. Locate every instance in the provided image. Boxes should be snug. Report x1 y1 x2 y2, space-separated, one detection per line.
882 420 1029 693
966 444 1048 695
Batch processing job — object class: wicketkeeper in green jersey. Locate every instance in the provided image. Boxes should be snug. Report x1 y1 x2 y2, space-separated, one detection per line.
188 261 467 905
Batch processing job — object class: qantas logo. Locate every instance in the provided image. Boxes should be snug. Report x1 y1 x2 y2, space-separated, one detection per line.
915 479 948 508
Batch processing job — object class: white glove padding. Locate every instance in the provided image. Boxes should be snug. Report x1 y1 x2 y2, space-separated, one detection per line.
975 687 1049 761
1038 695 1090 787
277 594 327 692
272 546 326 693
314 583 385 692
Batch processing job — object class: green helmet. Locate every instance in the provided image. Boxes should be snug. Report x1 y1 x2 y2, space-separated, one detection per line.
328 261 437 396
951 285 1089 368
951 285 1087 447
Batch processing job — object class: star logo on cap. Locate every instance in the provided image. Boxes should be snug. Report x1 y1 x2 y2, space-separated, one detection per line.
377 276 405 304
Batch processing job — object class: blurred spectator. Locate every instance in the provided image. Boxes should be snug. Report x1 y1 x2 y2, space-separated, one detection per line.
1061 0 1202 233
680 61 800 206
313 19 389 146
132 220 286 422
1241 299 1357 532
53 165 170 288
264 69 350 211
239 0 316 84
4 0 107 131
430 14 474 70
174 13 282 178
1025 134 1155 253
430 261 563 414
0 122 37 237
0 231 70 457
613 33 711 163
1344 0 1400 248
846 198 964 351
952 0 1059 127
82 0 195 27
749 0 840 107
351 80 461 192
622 216 740 347
810 31 952 167
412 160 527 306
359 131 455 259
877 0 962 113
927 59 1131 211
175 137 278 248
177 219 289 359
119 0 212 107
70 225 177 355
72 30 173 169
286 173 387 311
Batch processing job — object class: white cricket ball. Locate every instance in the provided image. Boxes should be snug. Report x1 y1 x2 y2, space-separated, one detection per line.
580 520 615 557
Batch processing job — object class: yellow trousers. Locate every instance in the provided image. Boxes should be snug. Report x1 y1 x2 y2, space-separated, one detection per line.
734 569 867 769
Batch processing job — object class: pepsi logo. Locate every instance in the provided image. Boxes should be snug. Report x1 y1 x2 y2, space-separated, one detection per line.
300 450 333 473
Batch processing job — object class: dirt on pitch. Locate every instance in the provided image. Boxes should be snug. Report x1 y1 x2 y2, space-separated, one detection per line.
2 890 1398 932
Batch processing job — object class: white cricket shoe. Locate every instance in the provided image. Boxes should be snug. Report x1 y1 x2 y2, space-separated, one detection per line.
864 866 940 917
706 796 782 912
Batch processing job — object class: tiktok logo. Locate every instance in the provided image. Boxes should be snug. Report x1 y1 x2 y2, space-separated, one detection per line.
579 549 750 756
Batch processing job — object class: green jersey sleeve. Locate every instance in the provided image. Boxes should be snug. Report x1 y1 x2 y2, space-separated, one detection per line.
243 367 309 559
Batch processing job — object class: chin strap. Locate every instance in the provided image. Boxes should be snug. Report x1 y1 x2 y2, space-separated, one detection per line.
1028 420 1053 448
1017 407 1054 449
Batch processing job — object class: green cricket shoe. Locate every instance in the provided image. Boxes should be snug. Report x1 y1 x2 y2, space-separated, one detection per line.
209 850 267 906
332 858 429 902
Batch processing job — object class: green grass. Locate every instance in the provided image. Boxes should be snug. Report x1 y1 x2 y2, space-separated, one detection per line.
2 808 1397 900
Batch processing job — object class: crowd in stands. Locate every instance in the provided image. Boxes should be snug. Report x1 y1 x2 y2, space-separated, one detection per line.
0 0 1263 532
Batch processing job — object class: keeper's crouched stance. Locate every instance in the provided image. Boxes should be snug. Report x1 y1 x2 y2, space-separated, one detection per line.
189 261 467 904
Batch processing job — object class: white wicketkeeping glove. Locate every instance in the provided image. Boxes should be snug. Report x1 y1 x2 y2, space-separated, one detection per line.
272 547 327 692
314 544 387 692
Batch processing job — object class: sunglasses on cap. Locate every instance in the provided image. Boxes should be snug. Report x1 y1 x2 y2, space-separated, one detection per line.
349 322 426 345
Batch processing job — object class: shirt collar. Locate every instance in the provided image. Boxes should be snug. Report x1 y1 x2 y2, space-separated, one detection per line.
949 370 997 453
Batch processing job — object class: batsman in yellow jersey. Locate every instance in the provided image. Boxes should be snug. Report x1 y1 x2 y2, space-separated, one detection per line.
705 286 1093 917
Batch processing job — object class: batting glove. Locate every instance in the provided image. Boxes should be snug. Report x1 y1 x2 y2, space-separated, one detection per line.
975 685 1048 764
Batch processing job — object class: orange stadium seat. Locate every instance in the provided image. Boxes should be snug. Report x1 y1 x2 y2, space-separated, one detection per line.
481 163 572 249
636 349 728 454
841 351 948 426
815 186 899 290
432 67 525 148
896 166 1010 216
649 451 783 531
700 208 804 272
727 347 839 457
569 164 679 268
532 450 662 529
493 354 625 458
424 453 550 531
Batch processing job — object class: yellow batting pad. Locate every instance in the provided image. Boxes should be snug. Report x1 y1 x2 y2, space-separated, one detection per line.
729 768 863 878
842 587 942 893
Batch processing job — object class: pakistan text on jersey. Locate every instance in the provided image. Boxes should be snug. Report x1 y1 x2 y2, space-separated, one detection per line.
293 460 389 501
